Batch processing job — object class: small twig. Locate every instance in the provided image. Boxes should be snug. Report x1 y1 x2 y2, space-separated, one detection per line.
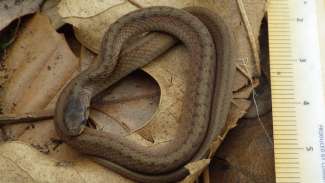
0 109 54 125
236 0 262 76
127 0 143 8
0 91 159 126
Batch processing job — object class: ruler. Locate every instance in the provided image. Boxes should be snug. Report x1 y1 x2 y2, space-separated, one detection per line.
268 0 325 183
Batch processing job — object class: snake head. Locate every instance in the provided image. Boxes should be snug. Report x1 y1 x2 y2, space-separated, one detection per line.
62 94 90 136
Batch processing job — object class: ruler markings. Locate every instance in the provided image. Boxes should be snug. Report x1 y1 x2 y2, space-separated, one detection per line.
268 16 292 19
270 61 296 63
272 92 295 95
274 137 298 140
269 27 291 29
268 6 289 9
274 128 297 132
269 55 293 58
269 30 291 32
274 134 298 136
272 72 295 74
268 18 292 21
271 84 295 87
270 119 296 124
274 124 297 126
268 11 290 14
269 43 291 45
269 47 291 54
270 64 294 67
274 77 294 81
269 38 291 41
270 93 295 95
273 123 297 125
272 96 296 100
270 62 295 64
271 76 294 78
275 166 300 168
267 13 291 16
271 69 295 71
270 51 289 54
273 123 297 126
269 0 325 182
269 45 292 47
276 162 300 165
269 28 291 30
275 157 299 159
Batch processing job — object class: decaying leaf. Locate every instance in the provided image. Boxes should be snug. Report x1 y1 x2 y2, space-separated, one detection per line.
0 0 43 31
91 71 160 137
182 160 211 183
63 2 138 52
0 141 134 183
138 46 190 143
41 0 65 29
208 98 252 158
58 0 126 18
210 113 275 183
0 13 79 139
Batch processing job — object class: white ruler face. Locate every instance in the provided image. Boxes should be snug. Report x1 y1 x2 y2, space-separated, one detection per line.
268 0 325 182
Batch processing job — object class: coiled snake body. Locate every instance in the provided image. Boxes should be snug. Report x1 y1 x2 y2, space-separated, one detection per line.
54 6 236 183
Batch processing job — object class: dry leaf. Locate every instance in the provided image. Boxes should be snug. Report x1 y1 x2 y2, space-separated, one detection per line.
0 141 134 183
138 46 190 143
63 2 138 52
0 0 268 182
208 99 252 157
210 112 275 183
232 69 250 92
59 1 195 53
0 0 43 31
182 160 211 183
91 71 160 137
58 0 126 18
0 13 79 139
133 0 194 7
0 12 157 182
41 0 65 29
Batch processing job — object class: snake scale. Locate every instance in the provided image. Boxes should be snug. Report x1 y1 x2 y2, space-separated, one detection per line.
54 6 237 182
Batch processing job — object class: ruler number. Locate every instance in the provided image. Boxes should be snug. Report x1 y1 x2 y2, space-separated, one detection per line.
297 17 304 22
296 1 308 23
306 146 314 152
299 58 307 63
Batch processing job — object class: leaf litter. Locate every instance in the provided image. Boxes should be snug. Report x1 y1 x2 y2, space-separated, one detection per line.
0 0 270 182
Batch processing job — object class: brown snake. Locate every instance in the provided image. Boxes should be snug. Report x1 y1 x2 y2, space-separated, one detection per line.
2 6 237 183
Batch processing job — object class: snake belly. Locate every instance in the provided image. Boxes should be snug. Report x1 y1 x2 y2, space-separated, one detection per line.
54 6 236 183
